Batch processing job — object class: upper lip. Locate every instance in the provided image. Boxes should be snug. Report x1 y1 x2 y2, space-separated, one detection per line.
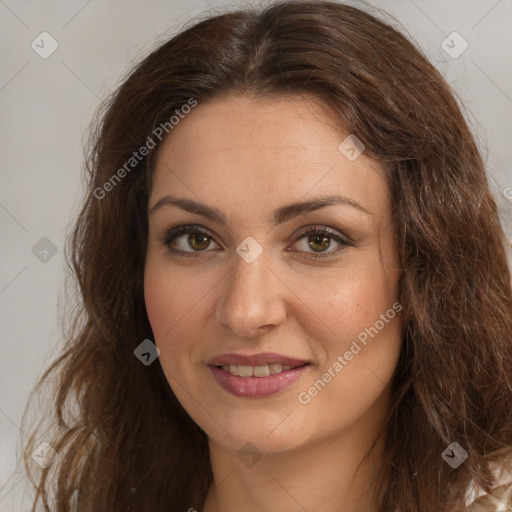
207 352 309 367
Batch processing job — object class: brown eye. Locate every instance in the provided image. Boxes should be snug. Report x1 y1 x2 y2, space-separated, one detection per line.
164 226 220 254
293 227 351 258
307 233 331 252
187 233 211 251
163 224 350 259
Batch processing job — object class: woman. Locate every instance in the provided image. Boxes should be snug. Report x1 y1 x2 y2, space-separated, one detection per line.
22 1 512 511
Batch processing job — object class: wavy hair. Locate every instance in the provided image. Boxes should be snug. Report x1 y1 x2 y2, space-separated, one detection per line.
20 1 512 511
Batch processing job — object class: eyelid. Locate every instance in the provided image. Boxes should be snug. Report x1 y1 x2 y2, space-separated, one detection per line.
162 223 352 258
162 224 219 255
291 226 352 258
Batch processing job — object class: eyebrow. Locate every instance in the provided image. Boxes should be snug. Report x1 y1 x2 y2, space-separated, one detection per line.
149 193 373 226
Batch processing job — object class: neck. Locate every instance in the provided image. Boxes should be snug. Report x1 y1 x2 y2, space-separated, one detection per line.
202 398 390 512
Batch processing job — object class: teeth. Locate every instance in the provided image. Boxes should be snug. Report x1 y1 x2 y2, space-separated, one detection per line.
237 365 253 377
253 365 270 377
221 363 299 377
269 363 283 374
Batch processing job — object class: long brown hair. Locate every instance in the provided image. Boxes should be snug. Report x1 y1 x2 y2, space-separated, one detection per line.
21 1 512 511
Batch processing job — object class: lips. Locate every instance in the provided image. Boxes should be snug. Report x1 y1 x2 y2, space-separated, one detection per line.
207 352 309 367
206 352 311 397
208 365 310 397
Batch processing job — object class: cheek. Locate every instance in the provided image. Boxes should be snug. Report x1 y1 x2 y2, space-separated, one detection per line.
143 259 185 353
144 268 191 386
144 259 194 335
293 272 402 430
288 257 399 347
143 260 218 361
144 268 169 339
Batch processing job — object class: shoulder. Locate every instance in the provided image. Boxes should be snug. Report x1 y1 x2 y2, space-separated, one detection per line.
465 481 512 511
465 462 512 511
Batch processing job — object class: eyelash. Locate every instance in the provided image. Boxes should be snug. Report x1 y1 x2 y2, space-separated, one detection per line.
162 224 352 259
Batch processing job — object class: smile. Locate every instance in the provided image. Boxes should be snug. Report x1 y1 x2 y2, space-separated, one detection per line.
220 363 302 377
208 362 310 397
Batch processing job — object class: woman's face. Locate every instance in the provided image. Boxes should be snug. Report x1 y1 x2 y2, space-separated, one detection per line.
144 94 402 454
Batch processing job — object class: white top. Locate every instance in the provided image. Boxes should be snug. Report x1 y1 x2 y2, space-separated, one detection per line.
464 463 512 510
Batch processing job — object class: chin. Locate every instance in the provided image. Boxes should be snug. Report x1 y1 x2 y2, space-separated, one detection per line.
203 409 311 455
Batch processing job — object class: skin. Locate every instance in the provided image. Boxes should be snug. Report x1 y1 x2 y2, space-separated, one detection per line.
144 94 403 512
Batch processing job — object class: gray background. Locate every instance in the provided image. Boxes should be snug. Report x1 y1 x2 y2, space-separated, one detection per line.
1 0 511 509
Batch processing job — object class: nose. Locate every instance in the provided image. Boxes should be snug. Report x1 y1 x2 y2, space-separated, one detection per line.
215 250 288 338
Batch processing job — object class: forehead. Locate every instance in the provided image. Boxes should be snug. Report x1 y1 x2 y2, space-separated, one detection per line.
150 94 390 224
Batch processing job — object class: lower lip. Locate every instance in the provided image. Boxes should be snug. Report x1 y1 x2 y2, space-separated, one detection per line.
208 364 310 397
